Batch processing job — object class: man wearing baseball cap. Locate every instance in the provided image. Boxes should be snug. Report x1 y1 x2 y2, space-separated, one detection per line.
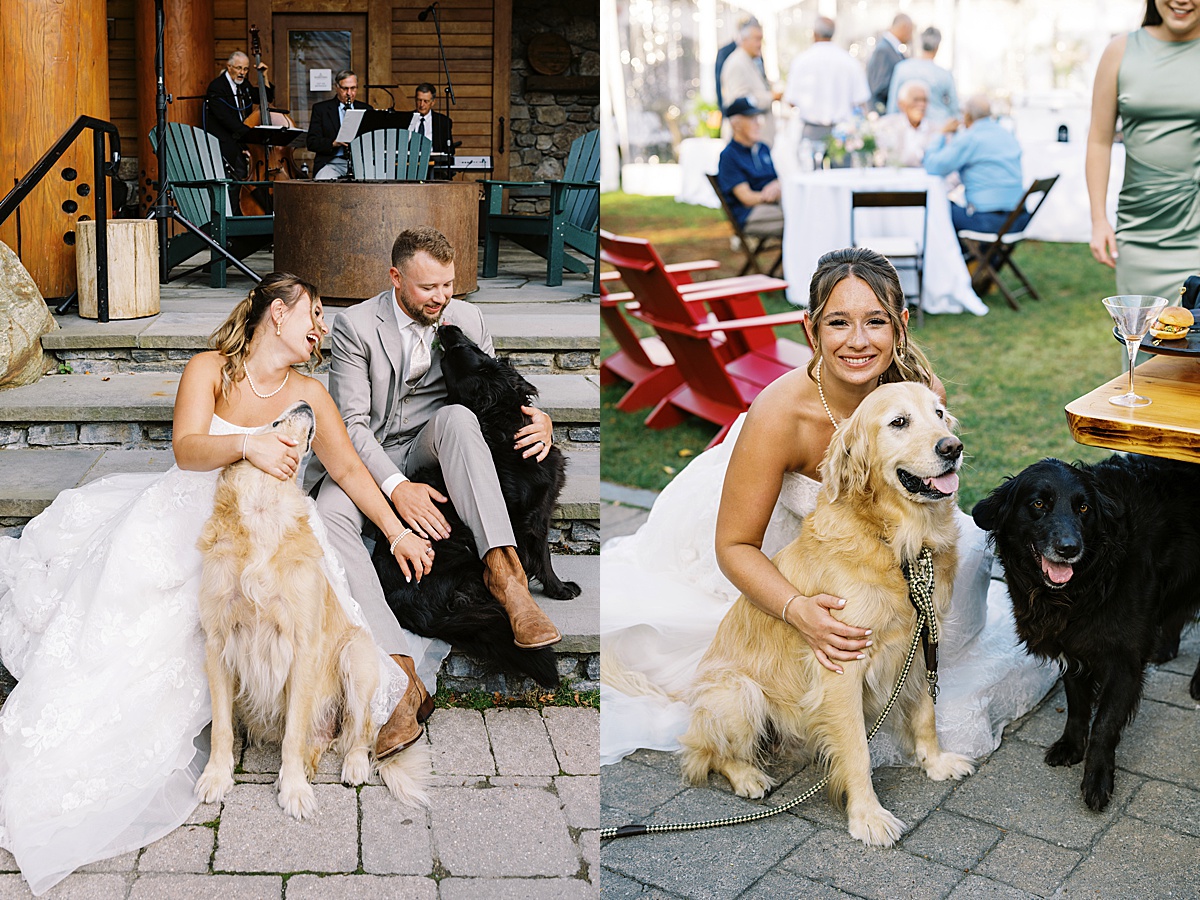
715 97 784 239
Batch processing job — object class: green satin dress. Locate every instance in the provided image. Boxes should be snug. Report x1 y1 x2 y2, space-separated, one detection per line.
1115 29 1200 302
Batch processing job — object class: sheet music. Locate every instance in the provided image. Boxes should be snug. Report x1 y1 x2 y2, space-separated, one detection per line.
334 109 365 145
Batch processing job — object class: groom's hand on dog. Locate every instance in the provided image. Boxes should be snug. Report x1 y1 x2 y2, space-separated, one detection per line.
390 481 451 540
792 593 873 675
515 406 553 462
245 433 301 481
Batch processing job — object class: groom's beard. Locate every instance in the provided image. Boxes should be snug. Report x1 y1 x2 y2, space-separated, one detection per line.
398 289 444 327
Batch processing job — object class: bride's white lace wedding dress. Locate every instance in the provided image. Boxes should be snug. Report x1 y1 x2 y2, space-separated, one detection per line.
0 416 414 895
600 417 1060 768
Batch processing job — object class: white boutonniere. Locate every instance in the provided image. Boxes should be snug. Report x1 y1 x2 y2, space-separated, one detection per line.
431 312 451 353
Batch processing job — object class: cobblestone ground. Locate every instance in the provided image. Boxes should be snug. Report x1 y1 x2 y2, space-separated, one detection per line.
0 706 599 899
599 498 1200 899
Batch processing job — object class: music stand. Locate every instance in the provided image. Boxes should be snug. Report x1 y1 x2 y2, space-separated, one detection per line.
146 0 261 285
241 126 306 146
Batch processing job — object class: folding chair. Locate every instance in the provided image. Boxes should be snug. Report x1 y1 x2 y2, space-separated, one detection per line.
706 173 783 277
850 190 928 326
957 175 1059 310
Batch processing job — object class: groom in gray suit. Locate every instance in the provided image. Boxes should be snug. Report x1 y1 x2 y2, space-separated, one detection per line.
309 226 561 755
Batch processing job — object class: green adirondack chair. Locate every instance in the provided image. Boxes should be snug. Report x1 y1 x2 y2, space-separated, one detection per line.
149 123 273 288
481 130 599 292
350 129 432 181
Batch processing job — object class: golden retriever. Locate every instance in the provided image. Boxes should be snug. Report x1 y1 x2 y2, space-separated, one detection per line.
195 401 428 819
679 382 975 847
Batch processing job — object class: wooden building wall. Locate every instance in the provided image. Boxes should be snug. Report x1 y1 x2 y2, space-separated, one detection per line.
105 0 597 206
108 0 139 155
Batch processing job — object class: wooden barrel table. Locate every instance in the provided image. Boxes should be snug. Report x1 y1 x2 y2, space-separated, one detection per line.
273 180 480 300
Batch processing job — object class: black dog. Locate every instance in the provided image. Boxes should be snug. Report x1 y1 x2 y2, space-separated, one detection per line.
972 455 1200 811
371 325 581 687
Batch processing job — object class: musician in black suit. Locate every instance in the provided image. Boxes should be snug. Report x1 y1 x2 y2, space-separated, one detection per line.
406 83 454 158
307 70 371 180
204 51 275 183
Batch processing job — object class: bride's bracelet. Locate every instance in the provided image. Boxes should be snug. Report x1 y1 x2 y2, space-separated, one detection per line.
241 433 248 461
780 594 800 627
388 528 413 556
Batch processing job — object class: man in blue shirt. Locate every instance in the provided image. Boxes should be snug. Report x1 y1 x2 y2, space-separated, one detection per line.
716 97 783 238
923 94 1029 234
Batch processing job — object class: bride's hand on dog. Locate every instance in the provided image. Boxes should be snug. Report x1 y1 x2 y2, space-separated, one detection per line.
245 433 301 480
792 593 872 675
391 532 435 583
390 481 451 540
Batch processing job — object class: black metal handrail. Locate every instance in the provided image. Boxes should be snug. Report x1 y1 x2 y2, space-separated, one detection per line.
0 116 122 322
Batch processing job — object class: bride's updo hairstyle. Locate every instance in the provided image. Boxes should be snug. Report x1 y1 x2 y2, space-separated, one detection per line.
806 247 934 388
209 272 322 398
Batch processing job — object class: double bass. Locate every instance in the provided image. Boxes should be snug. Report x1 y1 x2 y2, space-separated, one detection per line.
240 24 302 216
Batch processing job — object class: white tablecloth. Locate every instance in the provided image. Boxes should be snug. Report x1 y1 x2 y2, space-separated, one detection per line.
674 137 724 208
781 167 988 316
1019 140 1124 243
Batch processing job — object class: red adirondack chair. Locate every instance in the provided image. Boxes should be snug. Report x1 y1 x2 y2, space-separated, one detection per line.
600 230 813 447
600 259 721 411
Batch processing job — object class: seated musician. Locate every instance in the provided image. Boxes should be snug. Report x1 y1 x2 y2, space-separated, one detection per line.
406 83 454 159
204 51 274 188
307 69 372 180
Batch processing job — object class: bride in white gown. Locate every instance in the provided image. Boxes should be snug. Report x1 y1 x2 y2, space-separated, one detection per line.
600 248 1059 768
0 275 437 895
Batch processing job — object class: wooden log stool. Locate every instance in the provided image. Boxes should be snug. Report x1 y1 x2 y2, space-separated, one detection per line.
76 220 161 319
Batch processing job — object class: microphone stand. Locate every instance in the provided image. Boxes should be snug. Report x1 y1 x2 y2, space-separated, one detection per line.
428 4 456 153
147 0 260 285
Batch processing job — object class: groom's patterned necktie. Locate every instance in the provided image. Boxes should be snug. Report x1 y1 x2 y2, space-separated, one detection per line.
407 321 431 384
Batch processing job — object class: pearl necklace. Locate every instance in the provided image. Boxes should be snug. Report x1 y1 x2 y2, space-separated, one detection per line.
814 357 840 430
243 360 289 399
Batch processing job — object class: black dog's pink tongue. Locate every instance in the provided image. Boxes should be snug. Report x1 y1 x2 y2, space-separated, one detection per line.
924 472 959 494
1041 556 1074 584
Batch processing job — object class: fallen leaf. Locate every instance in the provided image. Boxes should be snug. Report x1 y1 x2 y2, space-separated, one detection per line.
678 448 693 458
662 465 676 475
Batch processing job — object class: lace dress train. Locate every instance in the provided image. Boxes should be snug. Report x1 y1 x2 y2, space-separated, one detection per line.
600 416 1060 768
0 416 410 895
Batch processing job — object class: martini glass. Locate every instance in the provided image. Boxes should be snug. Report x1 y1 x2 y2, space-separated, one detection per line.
1102 295 1168 407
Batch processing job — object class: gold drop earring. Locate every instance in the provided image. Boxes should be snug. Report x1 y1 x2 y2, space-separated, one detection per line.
275 319 282 336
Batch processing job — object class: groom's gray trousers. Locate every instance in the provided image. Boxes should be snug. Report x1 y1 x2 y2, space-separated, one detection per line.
313 404 516 655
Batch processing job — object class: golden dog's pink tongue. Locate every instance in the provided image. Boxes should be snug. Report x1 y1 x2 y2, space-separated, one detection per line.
1041 556 1074 584
925 472 959 494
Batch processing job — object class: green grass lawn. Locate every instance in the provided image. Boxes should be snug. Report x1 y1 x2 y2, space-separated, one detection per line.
601 192 1122 511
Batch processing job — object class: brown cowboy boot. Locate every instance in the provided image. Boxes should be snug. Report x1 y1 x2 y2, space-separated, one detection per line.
375 654 435 760
483 546 562 649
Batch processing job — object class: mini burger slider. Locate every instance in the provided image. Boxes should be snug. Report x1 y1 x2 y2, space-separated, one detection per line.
1149 306 1194 341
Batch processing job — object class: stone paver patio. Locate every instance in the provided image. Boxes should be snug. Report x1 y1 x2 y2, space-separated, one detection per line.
0 706 599 898
599 491 1200 899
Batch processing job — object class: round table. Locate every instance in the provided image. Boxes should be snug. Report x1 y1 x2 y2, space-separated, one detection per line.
781 167 986 315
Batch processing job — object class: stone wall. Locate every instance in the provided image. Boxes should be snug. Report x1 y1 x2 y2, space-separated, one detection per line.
508 1 600 213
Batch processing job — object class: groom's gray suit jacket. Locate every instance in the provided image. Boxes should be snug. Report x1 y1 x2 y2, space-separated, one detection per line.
307 290 493 491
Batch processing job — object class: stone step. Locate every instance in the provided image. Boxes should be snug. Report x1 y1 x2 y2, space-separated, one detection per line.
0 371 600 450
438 553 599 695
0 446 599 545
44 301 600 376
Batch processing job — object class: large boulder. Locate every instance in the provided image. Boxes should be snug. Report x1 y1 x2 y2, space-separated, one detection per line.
0 241 58 389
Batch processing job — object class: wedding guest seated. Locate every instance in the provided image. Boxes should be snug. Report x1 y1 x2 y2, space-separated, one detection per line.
715 97 783 239
875 81 936 168
923 94 1029 234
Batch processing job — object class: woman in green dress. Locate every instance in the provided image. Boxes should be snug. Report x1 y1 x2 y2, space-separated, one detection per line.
1086 0 1200 301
